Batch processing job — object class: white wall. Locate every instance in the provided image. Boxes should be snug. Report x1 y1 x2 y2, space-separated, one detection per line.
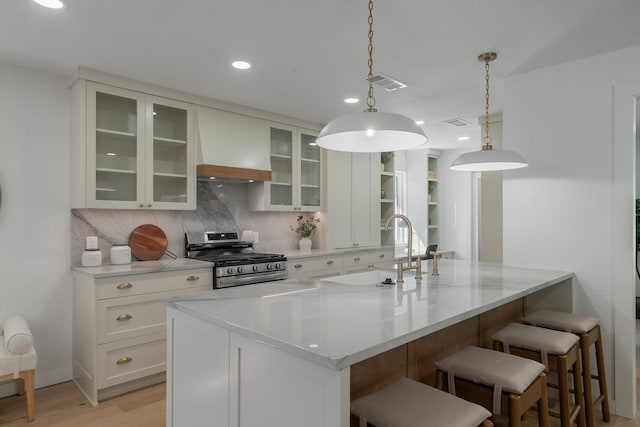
0 63 72 393
502 44 640 417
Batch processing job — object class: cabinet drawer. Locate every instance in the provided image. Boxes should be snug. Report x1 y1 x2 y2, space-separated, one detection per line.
97 332 166 388
97 269 212 299
97 288 207 344
288 256 344 277
344 250 392 268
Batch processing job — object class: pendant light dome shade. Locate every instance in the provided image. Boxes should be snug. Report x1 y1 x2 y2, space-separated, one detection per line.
450 148 528 171
316 111 427 152
450 51 528 172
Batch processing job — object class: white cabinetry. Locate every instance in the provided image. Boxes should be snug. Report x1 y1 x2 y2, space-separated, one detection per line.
327 152 380 249
427 154 440 247
343 248 394 274
71 81 196 209
380 152 396 246
288 255 344 279
73 267 210 405
249 124 323 211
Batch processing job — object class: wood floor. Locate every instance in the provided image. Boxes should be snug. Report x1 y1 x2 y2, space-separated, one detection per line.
1 320 640 426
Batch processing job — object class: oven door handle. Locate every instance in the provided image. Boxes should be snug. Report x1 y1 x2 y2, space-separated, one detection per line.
216 271 288 288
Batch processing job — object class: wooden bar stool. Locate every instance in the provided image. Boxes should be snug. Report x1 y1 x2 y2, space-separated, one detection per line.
523 309 609 427
492 323 585 427
435 346 549 427
351 377 494 427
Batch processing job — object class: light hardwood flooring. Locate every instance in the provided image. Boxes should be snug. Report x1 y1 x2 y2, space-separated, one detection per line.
2 322 640 426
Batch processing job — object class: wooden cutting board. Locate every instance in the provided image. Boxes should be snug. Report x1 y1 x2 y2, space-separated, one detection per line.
128 224 168 261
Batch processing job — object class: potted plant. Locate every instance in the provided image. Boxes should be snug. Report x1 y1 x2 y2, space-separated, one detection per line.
291 215 320 251
381 152 394 172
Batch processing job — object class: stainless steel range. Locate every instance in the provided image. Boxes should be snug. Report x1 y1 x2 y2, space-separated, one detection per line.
185 231 287 288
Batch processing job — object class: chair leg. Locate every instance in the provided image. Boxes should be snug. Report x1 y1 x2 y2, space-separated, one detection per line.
17 377 25 395
593 327 610 422
538 373 549 427
580 333 595 427
20 369 35 422
572 351 586 427
508 394 522 427
557 356 571 427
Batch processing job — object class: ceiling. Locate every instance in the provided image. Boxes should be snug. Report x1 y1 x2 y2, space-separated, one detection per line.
3 0 640 150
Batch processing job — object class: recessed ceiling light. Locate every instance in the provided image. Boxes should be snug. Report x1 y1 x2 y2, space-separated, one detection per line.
232 61 251 70
106 152 116 156
344 97 359 104
458 136 470 141
308 344 319 348
209 177 216 180
415 120 424 125
33 0 65 9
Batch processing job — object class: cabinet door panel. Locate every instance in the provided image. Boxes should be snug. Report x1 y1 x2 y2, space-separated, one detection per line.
327 151 353 249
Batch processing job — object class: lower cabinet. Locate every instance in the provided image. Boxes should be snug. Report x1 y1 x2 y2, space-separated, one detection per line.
72 268 211 406
166 307 346 427
287 248 394 279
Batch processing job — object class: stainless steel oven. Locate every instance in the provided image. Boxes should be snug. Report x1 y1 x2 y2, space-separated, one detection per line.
185 231 287 288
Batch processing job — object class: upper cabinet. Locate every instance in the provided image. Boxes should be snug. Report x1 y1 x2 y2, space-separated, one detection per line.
248 124 323 212
326 151 380 249
380 152 396 247
71 81 195 210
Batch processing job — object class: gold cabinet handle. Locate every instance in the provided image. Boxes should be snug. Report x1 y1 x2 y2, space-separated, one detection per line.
187 275 199 281
379 254 385 258
116 282 133 289
294 263 303 269
326 260 334 265
117 314 132 321
116 356 132 365
354 257 361 262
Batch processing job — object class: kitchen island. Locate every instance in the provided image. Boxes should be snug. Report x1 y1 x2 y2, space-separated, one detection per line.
164 259 572 427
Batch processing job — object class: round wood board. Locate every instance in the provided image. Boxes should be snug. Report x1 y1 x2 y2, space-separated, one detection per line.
128 224 168 261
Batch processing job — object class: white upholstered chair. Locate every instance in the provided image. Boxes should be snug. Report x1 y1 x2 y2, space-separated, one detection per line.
0 314 37 422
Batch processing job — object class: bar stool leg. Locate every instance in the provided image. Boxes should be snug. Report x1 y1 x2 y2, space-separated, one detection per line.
557 356 571 427
508 395 522 427
538 374 550 427
593 327 610 422
573 349 586 427
579 333 595 427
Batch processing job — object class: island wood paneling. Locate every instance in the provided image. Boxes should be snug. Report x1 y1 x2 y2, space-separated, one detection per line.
350 297 526 403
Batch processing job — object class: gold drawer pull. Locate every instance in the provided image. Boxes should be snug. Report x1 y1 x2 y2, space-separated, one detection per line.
116 282 133 289
117 314 132 321
294 264 303 269
354 257 361 262
326 260 334 265
187 275 200 281
116 357 132 365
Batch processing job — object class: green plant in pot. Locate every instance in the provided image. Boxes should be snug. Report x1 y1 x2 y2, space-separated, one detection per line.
381 152 394 172
291 215 320 251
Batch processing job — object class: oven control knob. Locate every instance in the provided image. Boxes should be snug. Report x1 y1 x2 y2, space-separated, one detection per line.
275 263 281 270
238 266 244 274
226 267 234 274
252 265 259 272
266 264 273 270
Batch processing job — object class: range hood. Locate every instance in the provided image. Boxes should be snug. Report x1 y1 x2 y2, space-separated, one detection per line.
196 105 272 182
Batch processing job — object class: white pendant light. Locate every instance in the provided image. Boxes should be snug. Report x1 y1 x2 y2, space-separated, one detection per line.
450 52 527 172
316 0 427 153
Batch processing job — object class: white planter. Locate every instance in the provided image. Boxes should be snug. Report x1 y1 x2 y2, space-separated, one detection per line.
299 237 312 252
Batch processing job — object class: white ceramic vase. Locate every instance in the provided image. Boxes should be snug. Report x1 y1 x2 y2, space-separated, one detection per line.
299 237 312 251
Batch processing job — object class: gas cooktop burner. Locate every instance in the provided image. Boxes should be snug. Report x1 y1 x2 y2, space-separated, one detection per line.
184 231 288 288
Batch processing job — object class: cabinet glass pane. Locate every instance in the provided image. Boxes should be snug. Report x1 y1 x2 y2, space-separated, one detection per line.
270 183 293 206
152 103 188 203
269 128 293 206
300 133 320 206
95 92 138 201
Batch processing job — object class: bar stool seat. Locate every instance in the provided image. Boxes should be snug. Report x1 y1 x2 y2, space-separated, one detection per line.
351 377 493 427
435 346 549 427
492 323 585 427
522 310 609 427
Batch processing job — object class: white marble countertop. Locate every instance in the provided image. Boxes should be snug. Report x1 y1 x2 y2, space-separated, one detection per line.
164 259 572 371
280 246 393 259
72 258 214 278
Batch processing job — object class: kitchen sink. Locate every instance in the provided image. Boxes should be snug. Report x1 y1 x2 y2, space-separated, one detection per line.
319 269 401 286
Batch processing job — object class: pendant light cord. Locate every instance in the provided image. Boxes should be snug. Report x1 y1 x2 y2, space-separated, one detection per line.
365 0 377 112
479 52 497 150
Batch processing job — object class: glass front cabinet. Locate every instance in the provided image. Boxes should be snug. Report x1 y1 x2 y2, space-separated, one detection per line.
249 124 322 211
72 81 195 209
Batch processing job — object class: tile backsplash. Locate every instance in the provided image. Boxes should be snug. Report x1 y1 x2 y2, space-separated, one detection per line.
71 181 326 265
